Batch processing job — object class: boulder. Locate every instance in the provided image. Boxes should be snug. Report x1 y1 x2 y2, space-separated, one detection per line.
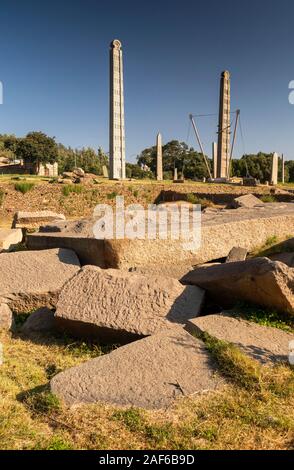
226 247 248 263
232 194 264 209
182 258 294 315
55 265 205 342
21 307 55 334
73 168 85 178
0 228 23 252
186 313 294 364
0 304 14 331
12 211 65 231
269 252 294 267
0 248 80 313
62 172 73 179
50 327 221 409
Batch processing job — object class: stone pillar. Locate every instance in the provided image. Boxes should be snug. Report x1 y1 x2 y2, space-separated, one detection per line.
271 152 279 185
102 165 109 178
217 71 231 179
156 133 163 181
282 154 285 184
173 168 178 181
109 39 126 180
212 142 218 179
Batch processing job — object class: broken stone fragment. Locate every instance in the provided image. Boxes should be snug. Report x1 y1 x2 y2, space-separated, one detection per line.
50 327 221 409
0 303 14 331
55 265 205 342
12 211 66 231
231 194 265 209
0 228 23 252
182 257 294 315
21 307 56 335
186 313 294 364
0 248 80 313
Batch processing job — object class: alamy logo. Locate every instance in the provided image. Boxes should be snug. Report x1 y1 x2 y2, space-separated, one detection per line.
288 80 294 105
0 81 3 104
92 196 202 252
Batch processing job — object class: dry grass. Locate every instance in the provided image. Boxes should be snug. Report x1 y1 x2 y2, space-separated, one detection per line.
0 326 293 450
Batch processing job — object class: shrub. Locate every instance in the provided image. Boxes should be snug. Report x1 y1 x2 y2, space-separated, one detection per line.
14 182 35 194
107 191 117 200
261 195 276 203
0 188 4 206
62 184 84 196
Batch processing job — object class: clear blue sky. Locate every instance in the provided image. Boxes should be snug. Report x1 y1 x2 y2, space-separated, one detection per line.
0 0 294 162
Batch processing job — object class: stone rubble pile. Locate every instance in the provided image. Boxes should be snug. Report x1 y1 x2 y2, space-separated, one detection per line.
0 198 293 410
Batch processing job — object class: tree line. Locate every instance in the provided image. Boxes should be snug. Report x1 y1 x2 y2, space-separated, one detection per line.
1 133 293 182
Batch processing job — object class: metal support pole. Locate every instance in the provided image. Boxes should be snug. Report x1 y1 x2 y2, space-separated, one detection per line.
189 114 212 180
227 109 240 179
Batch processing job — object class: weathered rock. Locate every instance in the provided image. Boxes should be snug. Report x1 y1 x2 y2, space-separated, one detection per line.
50 327 221 409
226 247 248 263
62 172 73 179
0 248 80 313
269 252 294 267
0 228 23 252
73 168 85 177
232 194 264 209
12 211 65 230
182 258 294 315
0 303 14 331
55 265 205 342
186 313 294 364
21 308 56 334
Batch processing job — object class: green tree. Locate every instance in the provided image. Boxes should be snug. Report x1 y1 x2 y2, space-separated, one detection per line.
16 132 58 170
137 140 211 180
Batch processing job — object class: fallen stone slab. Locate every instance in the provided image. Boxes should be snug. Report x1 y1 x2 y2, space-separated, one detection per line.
231 194 265 209
50 328 221 409
21 307 56 335
186 313 294 364
27 203 294 278
182 258 294 315
0 228 23 252
55 266 205 342
0 304 14 331
0 248 80 313
226 247 248 263
12 211 66 231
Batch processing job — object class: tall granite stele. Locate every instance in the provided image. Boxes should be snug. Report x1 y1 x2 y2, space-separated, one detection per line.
217 70 231 179
212 142 218 179
109 39 126 180
156 133 163 181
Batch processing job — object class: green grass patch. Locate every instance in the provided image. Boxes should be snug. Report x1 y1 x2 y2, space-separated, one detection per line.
23 389 61 415
260 195 276 203
107 191 118 200
200 332 262 391
112 408 145 432
234 304 294 333
186 193 214 209
62 184 84 196
0 188 4 206
14 182 35 194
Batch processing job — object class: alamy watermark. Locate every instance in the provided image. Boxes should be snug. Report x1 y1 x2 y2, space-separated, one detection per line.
92 196 201 251
289 80 294 104
0 81 3 104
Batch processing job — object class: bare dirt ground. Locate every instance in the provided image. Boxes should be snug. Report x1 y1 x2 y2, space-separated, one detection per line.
1 177 292 226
